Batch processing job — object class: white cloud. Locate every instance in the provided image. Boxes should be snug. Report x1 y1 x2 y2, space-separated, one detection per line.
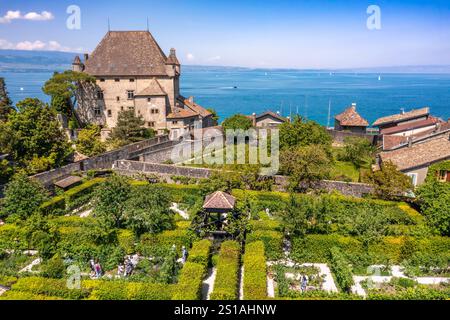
23 11 54 21
186 53 195 61
0 10 54 24
0 39 81 52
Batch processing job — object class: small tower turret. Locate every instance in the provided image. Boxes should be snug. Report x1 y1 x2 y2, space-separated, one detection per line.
72 55 84 72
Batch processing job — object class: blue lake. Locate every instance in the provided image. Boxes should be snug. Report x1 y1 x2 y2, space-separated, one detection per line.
3 69 450 125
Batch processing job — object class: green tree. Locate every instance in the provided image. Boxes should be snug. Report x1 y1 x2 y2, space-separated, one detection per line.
2 174 48 221
354 207 388 250
75 124 107 157
109 110 156 147
125 185 175 237
279 116 332 150
221 114 253 131
207 108 219 126
416 180 450 236
0 78 14 122
3 98 72 174
280 145 331 191
370 161 413 200
93 174 131 229
281 195 310 237
342 136 376 168
42 70 96 117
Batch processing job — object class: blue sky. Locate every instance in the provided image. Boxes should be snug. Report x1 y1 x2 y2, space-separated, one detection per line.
1 0 450 68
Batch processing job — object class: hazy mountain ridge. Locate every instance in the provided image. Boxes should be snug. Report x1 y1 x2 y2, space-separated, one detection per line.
1 49 450 74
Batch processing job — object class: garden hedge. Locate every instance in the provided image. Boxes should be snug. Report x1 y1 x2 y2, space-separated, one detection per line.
40 195 66 216
0 290 63 300
172 262 207 300
243 241 267 300
329 247 354 293
291 235 450 265
367 286 450 300
11 277 91 300
188 240 212 266
65 178 105 207
86 280 174 300
210 241 240 300
250 219 282 231
247 230 283 260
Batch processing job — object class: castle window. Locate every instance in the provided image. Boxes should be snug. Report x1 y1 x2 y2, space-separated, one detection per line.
94 106 101 117
128 106 134 111
97 90 104 100
151 109 160 114
115 78 120 82
148 122 155 128
172 121 178 125
127 91 134 100
116 96 120 102
129 78 135 82
107 110 112 117
120 106 124 111
147 98 152 103
100 78 105 82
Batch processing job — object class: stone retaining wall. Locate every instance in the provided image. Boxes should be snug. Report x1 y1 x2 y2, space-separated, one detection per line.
114 160 375 197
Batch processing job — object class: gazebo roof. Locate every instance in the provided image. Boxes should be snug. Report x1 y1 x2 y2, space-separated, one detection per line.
203 191 236 211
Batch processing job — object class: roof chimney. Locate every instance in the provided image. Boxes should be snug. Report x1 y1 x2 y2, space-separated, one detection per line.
84 53 89 62
408 136 413 148
170 48 176 56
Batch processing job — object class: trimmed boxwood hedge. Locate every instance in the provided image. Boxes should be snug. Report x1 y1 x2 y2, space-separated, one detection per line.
210 241 240 300
243 241 267 300
0 291 63 300
11 277 91 300
329 247 354 293
65 178 105 205
172 262 207 300
40 195 66 215
188 239 212 266
247 230 283 261
291 235 450 265
86 280 174 300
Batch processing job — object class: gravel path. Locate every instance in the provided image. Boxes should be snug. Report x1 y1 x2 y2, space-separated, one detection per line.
0 286 7 296
170 203 189 220
19 258 41 274
202 268 217 300
239 266 244 300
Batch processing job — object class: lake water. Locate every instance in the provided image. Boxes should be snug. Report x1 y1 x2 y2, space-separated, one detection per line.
3 69 450 125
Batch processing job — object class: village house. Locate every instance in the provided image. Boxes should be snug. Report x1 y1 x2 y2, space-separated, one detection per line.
247 111 288 128
372 107 441 137
72 30 214 140
378 131 450 186
334 103 369 134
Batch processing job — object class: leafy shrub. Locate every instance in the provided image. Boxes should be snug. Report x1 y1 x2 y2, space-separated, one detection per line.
367 286 450 300
0 275 17 287
210 241 240 300
329 247 354 293
188 240 212 266
0 291 63 300
40 254 65 279
87 280 174 300
247 230 283 260
11 277 90 299
65 178 105 207
117 229 135 254
172 262 207 300
243 241 267 300
249 219 282 231
40 195 66 216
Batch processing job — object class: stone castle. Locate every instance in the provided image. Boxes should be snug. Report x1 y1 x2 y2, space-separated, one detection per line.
72 30 214 140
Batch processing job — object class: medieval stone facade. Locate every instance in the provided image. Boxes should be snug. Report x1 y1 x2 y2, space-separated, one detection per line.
73 31 214 140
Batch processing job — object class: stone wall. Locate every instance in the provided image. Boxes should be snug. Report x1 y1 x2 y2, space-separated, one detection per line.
114 160 375 197
32 135 170 187
327 129 378 145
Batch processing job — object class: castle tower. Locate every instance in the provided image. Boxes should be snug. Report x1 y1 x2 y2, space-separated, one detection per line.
166 48 181 98
72 55 84 72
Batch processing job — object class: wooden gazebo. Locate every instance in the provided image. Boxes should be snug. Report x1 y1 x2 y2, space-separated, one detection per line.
200 191 237 236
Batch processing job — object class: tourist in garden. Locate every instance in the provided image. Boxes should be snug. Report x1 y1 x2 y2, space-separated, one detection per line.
94 260 103 278
125 259 134 277
181 246 188 264
117 263 124 278
301 275 308 292
89 258 96 276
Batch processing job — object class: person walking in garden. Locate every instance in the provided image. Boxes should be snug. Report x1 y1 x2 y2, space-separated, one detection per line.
125 259 134 277
94 260 103 279
301 275 308 292
117 263 124 278
181 246 188 264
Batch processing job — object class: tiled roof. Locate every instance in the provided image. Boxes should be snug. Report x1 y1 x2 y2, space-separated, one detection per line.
335 105 369 127
203 191 236 210
180 96 212 118
380 117 441 135
84 31 169 76
380 134 450 170
135 78 167 96
167 107 198 119
373 107 429 127
383 135 408 150
256 111 288 123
